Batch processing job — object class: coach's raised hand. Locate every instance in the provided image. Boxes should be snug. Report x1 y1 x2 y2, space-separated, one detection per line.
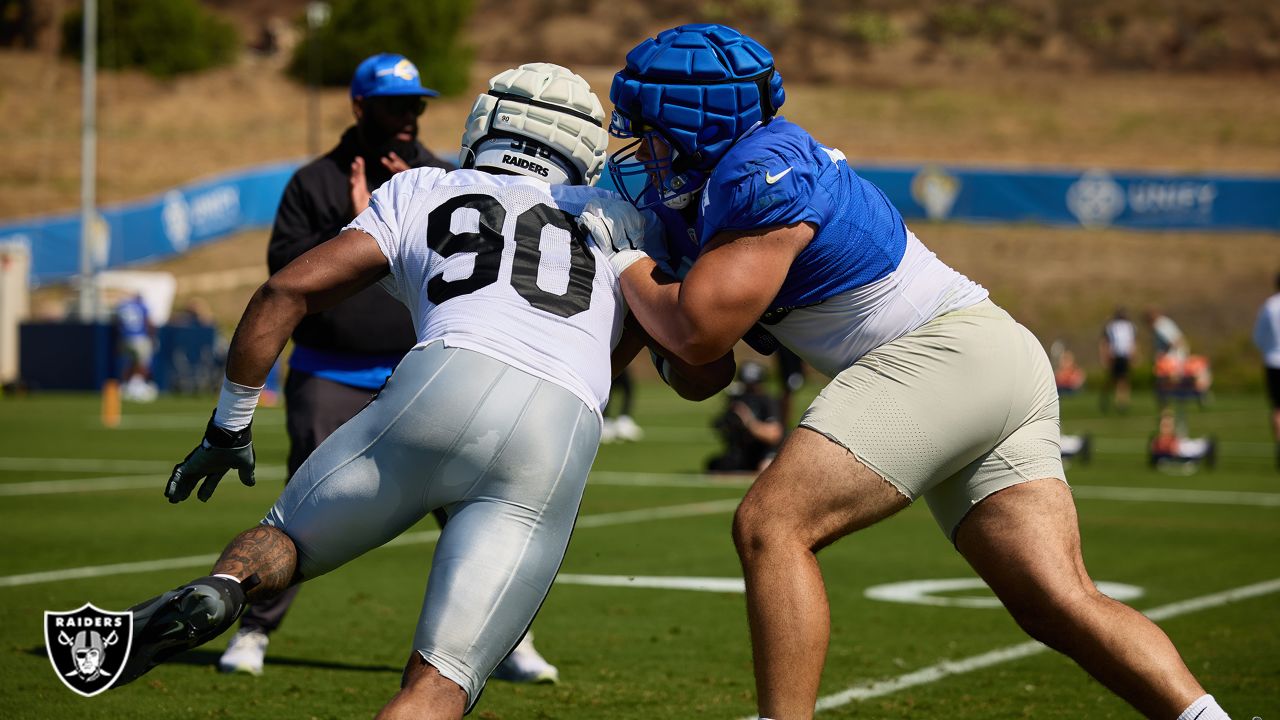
165 415 256 503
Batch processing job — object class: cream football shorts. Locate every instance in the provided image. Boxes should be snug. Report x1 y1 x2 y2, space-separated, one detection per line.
799 300 1066 541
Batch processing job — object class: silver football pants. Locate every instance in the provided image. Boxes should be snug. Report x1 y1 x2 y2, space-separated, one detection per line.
263 341 600 707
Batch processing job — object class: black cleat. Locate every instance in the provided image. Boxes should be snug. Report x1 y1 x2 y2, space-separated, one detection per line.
115 575 253 688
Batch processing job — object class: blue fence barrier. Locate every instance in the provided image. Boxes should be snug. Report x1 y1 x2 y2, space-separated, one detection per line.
0 161 300 286
853 164 1280 232
1 160 1276 285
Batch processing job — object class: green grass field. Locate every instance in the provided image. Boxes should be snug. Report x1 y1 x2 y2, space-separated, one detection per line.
1 383 1277 719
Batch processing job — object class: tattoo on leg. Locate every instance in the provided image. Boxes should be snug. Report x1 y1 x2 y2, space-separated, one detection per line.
212 525 299 601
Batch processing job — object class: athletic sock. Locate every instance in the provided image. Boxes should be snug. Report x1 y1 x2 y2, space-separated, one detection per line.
1177 694 1231 720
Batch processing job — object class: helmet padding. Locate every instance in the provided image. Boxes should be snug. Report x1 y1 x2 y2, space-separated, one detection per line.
460 63 609 186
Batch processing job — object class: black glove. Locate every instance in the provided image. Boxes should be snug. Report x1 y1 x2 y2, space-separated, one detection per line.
165 414 256 504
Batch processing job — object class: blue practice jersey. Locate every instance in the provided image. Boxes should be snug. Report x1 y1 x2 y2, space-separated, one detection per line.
647 118 987 373
117 297 150 339
699 118 907 310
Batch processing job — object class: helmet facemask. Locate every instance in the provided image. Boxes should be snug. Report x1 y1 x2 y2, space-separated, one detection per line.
606 24 786 209
606 123 701 210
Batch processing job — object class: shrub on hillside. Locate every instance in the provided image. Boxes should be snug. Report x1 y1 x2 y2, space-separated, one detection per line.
60 0 238 77
288 0 472 96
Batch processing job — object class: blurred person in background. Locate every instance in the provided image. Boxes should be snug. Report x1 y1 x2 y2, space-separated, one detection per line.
218 52 558 684
169 298 225 394
1099 306 1136 413
773 346 805 429
1146 307 1211 409
602 23 1235 720
1254 272 1280 470
707 360 783 474
116 292 157 402
1146 306 1188 363
601 368 643 442
1051 344 1086 395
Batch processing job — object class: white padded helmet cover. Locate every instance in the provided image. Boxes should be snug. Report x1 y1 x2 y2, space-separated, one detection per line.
460 63 609 185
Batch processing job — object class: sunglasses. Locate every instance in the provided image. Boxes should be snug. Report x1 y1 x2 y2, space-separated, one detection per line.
369 96 428 117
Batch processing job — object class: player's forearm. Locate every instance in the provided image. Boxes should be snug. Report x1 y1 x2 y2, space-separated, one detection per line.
224 281 307 387
620 261 736 365
661 351 734 401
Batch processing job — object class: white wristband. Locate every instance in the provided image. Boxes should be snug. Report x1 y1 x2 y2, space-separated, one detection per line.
611 249 648 276
213 377 263 432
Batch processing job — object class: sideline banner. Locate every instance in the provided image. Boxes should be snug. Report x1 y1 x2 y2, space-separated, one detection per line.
1 160 1277 284
600 162 1279 234
0 161 299 285
860 164 1280 232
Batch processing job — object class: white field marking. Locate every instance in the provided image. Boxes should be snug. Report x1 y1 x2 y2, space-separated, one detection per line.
0 499 741 588
1071 485 1280 507
863 578 1144 608
739 576 1280 719
1089 437 1279 459
0 458 174 473
0 554 223 588
0 467 742 498
590 471 752 489
0 475 163 495
638 429 1279 457
0 467 288 496
556 574 745 593
5 462 1279 509
594 471 1280 508
617 427 715 443
81 416 288 431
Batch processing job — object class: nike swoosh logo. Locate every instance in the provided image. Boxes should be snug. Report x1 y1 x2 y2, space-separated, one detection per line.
765 167 793 184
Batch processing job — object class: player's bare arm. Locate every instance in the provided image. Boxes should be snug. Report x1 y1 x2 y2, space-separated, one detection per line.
165 228 390 506
619 221 814 365
614 313 734 400
225 228 390 387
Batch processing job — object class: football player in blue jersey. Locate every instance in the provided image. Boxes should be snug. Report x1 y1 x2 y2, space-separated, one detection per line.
596 23 1231 720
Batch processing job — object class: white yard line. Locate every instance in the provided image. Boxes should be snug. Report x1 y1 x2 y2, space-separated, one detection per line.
0 468 742 497
556 574 745 593
0 458 174 473
1071 485 1280 506
0 468 288 496
0 499 740 588
590 471 752 489
0 475 164 496
738 576 1280 719
2 464 1278 508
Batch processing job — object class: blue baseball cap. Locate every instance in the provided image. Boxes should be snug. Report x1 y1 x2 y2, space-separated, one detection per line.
350 53 439 99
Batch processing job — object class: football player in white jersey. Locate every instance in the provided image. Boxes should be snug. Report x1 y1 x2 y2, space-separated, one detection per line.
106 63 730 719
598 24 1233 720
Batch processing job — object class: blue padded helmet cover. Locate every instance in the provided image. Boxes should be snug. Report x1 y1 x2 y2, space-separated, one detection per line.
610 24 786 171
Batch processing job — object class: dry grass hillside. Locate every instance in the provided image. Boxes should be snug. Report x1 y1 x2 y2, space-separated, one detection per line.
2 3 1279 387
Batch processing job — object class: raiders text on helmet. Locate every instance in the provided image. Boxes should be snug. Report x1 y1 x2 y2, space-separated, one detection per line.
460 63 609 186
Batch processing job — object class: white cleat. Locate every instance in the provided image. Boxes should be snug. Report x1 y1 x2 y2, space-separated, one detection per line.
600 418 618 444
218 628 268 676
492 632 558 684
612 415 643 442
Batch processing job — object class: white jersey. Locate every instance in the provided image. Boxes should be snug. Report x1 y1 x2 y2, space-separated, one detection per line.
1151 315 1185 358
1255 293 1280 368
765 230 989 377
1104 318 1136 358
348 168 623 414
